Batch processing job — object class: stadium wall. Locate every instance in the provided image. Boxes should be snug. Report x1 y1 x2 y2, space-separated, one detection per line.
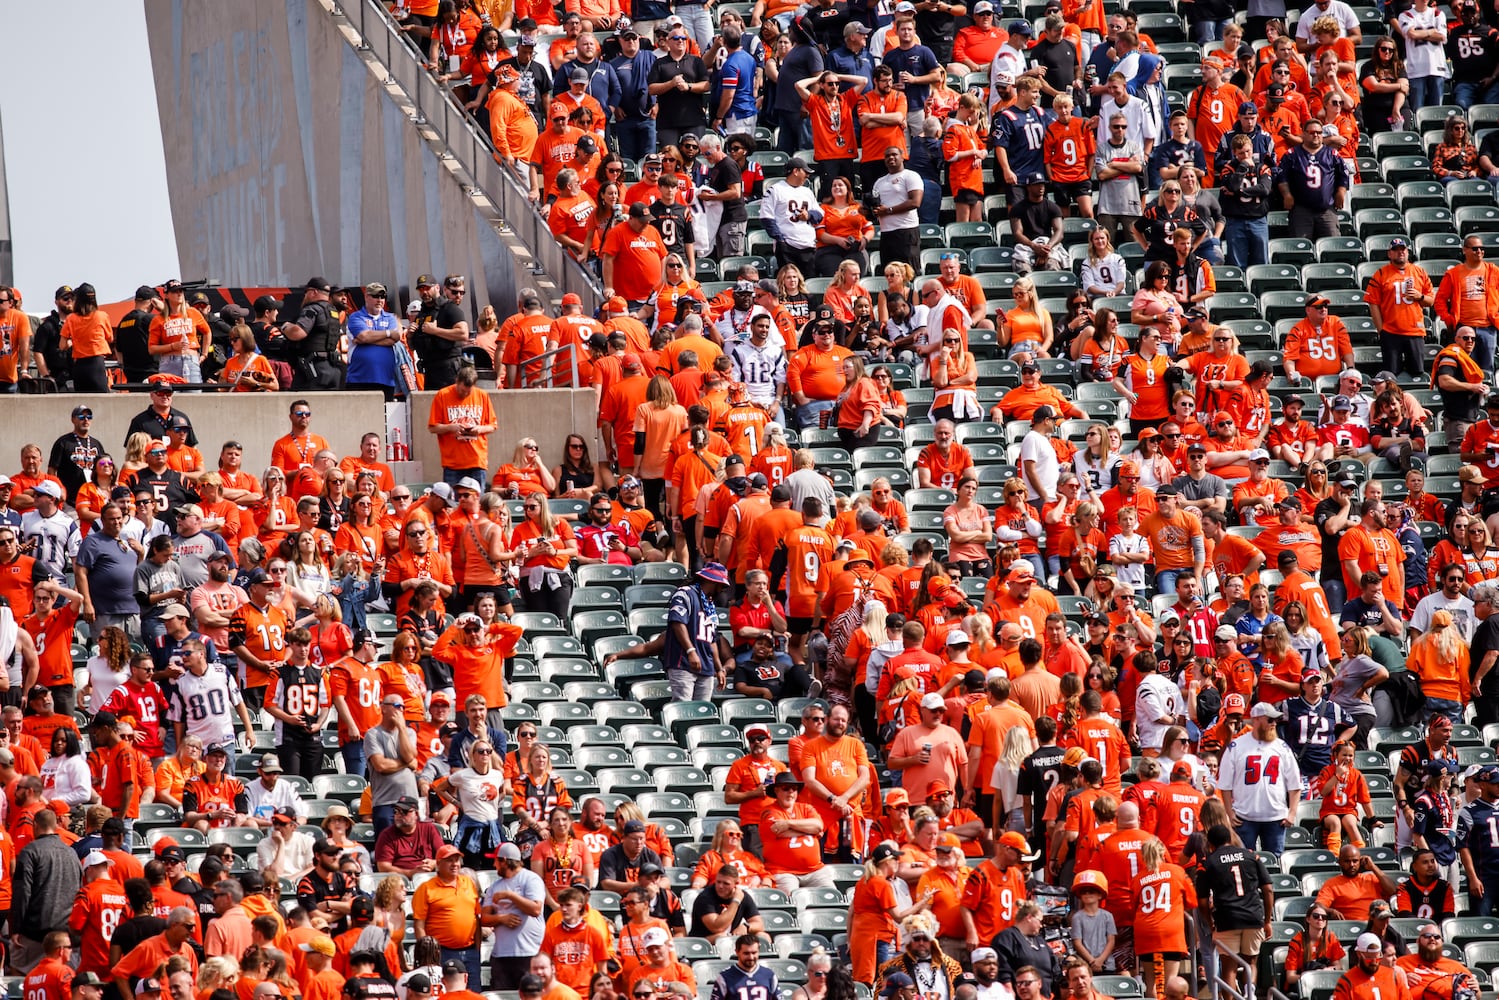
143 0 523 314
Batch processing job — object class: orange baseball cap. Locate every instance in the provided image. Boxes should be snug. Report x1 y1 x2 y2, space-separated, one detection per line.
926 780 952 798
884 788 910 808
1072 869 1109 894
549 101 571 120
1213 410 1234 424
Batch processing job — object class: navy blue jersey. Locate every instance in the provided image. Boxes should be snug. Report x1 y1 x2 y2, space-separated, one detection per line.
1279 696 1348 775
1413 790 1459 867
1457 798 1499 877
994 105 1052 180
665 583 719 677
710 963 779 1000
1276 146 1349 212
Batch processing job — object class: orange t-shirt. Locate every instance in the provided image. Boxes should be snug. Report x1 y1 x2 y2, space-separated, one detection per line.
1188 83 1246 181
601 224 668 303
943 120 987 195
807 88 860 160
428 385 495 472
1338 525 1404 604
0 310 33 383
432 622 521 710
540 918 612 991
632 404 689 480
1068 717 1132 794
149 311 211 356
856 89 908 163
62 312 113 360
1141 509 1204 572
759 801 824 875
501 313 555 387
88 741 140 814
787 344 852 401
1130 863 1197 954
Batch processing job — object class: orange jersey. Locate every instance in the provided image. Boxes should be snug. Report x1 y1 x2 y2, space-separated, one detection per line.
960 859 1029 941
22 604 79 689
1044 117 1096 184
88 741 141 814
915 443 973 490
327 656 387 744
806 87 860 161
1129 863 1197 954
781 525 835 617
1188 83 1246 181
943 120 987 195
70 877 129 975
227 602 289 691
1365 264 1433 338
23 957 72 1000
759 802 824 875
856 89 907 163
1282 317 1352 379
1067 718 1132 794
1152 783 1208 857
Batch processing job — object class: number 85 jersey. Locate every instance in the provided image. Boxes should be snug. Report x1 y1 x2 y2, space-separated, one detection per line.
1216 731 1303 822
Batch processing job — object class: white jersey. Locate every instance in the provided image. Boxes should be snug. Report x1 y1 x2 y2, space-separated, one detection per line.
245 776 306 824
1134 673 1184 752
1217 731 1302 821
20 511 78 578
728 339 788 406
713 306 770 346
168 663 243 745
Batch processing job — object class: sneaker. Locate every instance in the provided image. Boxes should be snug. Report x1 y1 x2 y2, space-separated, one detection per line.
807 679 824 699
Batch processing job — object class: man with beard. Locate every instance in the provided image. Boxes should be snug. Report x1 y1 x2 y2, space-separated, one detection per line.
1395 925 1476 1000
799 704 874 862
1394 849 1457 923
875 914 965 995
1281 669 1351 777
124 441 196 523
1332 934 1408 1000
576 493 643 566
189 552 246 653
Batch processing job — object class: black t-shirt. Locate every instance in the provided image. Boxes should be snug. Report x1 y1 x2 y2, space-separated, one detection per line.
648 54 710 129
805 2 854 50
649 202 691 259
1473 616 1499 705
125 468 198 523
1314 497 1348 583
1031 39 1078 107
1481 130 1499 168
598 844 663 886
344 976 399 1000
708 157 748 223
127 406 198 448
1012 196 1062 239
48 432 100 503
687 884 761 938
112 914 168 962
1194 846 1269 929
430 300 467 361
115 309 158 380
1015 745 1066 842
732 653 792 698
915 8 956 61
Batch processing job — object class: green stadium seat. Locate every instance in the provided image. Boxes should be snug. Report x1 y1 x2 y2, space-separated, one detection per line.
1446 179 1495 209
1381 156 1432 185
1268 239 1315 266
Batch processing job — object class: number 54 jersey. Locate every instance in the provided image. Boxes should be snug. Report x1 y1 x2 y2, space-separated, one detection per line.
1217 732 1303 822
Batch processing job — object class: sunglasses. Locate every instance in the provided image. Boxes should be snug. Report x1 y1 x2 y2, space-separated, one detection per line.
292 410 312 417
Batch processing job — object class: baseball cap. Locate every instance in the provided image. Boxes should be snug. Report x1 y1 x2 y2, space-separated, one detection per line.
83 849 110 868
885 788 910 807
641 926 671 948
1332 394 1352 410
300 936 337 957
998 830 1041 860
258 753 284 773
1307 295 1332 307
549 101 571 120
1250 702 1284 719
994 70 1014 86
435 844 462 860
788 156 810 172
927 779 953 798
1008 19 1033 34
971 948 999 963
1249 448 1271 462
406 976 433 995
944 630 971 647
73 974 106 991
497 843 523 861
158 603 190 620
1389 237 1410 249
33 480 61 500
1224 693 1248 714
1356 933 1383 953
883 975 915 998
920 692 946 710
1031 404 1056 422
744 722 771 741
871 842 901 865
1171 761 1195 780
135 981 162 997
628 201 650 218
1238 100 1258 114
428 482 458 508
622 819 647 834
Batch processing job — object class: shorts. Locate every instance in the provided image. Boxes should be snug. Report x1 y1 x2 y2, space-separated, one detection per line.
788 615 816 635
1213 927 1265 957
1051 180 1093 205
954 189 982 206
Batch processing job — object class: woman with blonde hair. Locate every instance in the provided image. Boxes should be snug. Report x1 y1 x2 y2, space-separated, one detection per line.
1074 424 1123 498
121 432 154 480
845 599 890 733
850 841 932 985
196 956 241 996
1080 227 1127 298
631 375 689 517
991 726 1036 832
690 819 772 888
836 355 885 450
929 328 981 424
878 261 918 327
494 437 555 499
967 611 1003 670
373 874 409 956
1129 836 1197 992
749 421 794 487
1328 627 1388 748
823 260 868 323
1409 609 1471 723
998 276 1054 363
1256 621 1305 706
777 263 811 325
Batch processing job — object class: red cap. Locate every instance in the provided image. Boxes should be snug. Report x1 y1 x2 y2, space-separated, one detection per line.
926 780 952 798
1171 761 1195 780
153 836 179 854
561 292 582 307
621 353 643 370
606 295 628 312
1224 693 1248 714
941 589 966 608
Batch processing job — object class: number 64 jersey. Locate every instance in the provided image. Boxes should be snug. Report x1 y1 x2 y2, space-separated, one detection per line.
1216 731 1303 822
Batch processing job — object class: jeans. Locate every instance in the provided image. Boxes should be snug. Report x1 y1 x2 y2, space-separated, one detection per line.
1320 575 1347 615
1222 216 1269 268
341 740 367 777
90 612 141 643
1408 75 1445 111
442 467 487 490
1424 697 1464 724
796 398 837 431
1236 817 1287 852
674 3 713 51
1188 18 1227 42
668 667 716 701
1197 236 1225 264
141 616 167 643
1155 568 1185 596
442 947 482 987
1380 332 1425 378
919 179 943 226
1454 79 1499 110
372 803 396 838
1470 326 1497 375
615 117 657 161
776 108 811 155
1478 875 1499 916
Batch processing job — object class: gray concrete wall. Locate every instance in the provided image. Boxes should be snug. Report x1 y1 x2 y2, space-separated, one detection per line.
143 0 520 315
408 388 599 476
0 389 597 485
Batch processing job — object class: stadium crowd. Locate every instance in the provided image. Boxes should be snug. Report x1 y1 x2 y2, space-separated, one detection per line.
5 0 1499 999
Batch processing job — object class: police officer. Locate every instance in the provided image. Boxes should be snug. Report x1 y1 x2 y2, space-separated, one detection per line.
282 278 343 391
412 275 471 391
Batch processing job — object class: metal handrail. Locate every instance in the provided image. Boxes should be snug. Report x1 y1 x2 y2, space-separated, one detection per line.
1212 940 1257 1000
339 0 602 310
509 341 581 388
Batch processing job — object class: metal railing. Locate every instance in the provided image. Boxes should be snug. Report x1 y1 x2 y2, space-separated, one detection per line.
338 0 602 310
508 341 581 388
1212 940 1258 1000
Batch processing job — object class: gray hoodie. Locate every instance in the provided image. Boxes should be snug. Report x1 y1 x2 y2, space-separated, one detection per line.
865 638 905 694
